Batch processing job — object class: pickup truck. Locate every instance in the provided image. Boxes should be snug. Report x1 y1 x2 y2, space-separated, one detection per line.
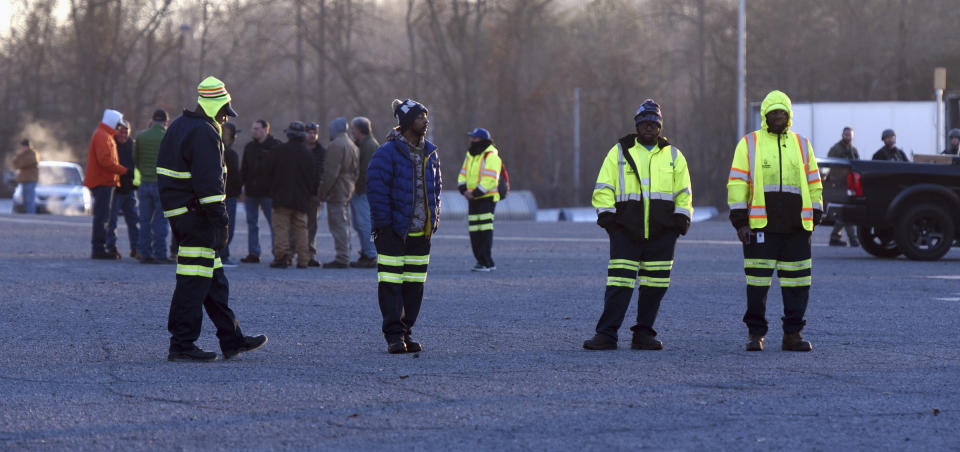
819 157 960 261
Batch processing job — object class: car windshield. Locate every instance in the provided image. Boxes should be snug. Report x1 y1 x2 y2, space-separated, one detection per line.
38 166 82 185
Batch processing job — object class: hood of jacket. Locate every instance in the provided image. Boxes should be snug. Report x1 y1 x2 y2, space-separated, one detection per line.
760 90 793 134
101 109 123 130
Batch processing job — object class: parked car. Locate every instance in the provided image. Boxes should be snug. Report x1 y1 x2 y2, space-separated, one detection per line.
820 157 960 261
12 161 92 215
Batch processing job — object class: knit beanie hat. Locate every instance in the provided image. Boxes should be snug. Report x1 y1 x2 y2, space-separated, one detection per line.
285 121 306 140
634 99 662 126
197 76 237 120
392 99 428 131
882 129 896 139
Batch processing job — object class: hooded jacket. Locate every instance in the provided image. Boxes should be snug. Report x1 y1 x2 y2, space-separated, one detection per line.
366 131 442 238
317 133 360 203
727 90 823 232
84 120 129 189
457 141 502 202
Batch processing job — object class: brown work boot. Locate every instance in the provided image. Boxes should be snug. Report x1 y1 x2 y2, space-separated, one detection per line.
782 332 812 352
630 331 663 350
746 334 764 351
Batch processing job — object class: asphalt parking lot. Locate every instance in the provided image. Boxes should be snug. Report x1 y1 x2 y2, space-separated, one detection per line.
0 210 958 450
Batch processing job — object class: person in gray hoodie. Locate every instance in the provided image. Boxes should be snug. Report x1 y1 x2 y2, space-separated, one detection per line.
317 117 360 268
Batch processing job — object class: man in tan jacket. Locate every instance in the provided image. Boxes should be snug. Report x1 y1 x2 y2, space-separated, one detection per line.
318 117 359 268
13 139 39 214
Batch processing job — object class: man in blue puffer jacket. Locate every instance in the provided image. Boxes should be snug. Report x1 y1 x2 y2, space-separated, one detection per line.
366 98 442 354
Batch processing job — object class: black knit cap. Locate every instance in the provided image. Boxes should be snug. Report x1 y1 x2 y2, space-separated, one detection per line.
393 99 428 131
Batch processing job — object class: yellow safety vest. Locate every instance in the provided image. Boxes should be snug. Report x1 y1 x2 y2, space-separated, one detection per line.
458 145 502 202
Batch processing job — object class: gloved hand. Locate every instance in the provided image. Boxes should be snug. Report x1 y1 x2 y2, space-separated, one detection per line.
203 206 230 251
596 212 616 230
813 209 822 225
737 225 752 245
673 214 690 235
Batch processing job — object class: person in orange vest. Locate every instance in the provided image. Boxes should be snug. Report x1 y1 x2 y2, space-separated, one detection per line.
457 128 502 272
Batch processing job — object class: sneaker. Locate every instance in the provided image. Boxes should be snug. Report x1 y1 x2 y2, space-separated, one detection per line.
471 264 491 272
403 335 423 353
240 255 261 264
223 335 268 360
349 256 378 268
486 265 496 271
168 347 218 362
849 239 861 247
583 334 617 350
630 331 663 350
746 334 764 351
387 340 407 354
782 332 812 352
221 258 238 268
307 259 321 267
322 260 349 269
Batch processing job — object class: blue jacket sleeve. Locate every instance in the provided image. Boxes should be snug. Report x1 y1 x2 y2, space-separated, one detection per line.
366 144 393 230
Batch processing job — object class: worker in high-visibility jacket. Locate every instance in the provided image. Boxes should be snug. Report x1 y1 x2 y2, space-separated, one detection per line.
457 127 501 272
158 76 267 362
727 90 822 353
583 99 693 351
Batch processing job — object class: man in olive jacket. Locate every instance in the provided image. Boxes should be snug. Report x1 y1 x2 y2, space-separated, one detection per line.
317 117 360 268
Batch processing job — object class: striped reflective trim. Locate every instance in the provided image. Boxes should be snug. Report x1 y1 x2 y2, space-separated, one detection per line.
178 246 216 259
649 192 674 201
213 257 223 269
776 259 812 270
608 259 640 271
675 206 692 218
177 264 214 278
616 193 643 202
744 258 777 269
597 207 615 214
729 202 748 210
607 276 636 288
801 208 814 220
405 254 430 265
638 277 670 287
402 272 428 283
157 167 191 179
670 146 678 165
595 182 615 191
807 170 821 183
745 132 757 182
641 260 674 270
468 223 494 232
746 276 772 286
763 184 801 194
377 255 404 267
729 167 750 181
610 259 640 267
812 202 822 211
163 207 188 218
480 169 498 178
617 144 627 195
468 213 495 221
780 276 812 287
378 273 404 284
674 187 691 196
641 178 651 186
199 194 226 204
222 166 228 174
749 205 767 219
408 231 425 237
476 184 489 194
459 169 467 175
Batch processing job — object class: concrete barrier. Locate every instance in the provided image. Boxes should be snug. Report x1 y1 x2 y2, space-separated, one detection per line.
439 190 538 221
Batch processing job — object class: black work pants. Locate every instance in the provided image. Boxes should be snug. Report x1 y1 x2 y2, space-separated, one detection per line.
375 231 430 342
594 227 678 340
167 212 245 353
741 230 812 336
468 198 496 267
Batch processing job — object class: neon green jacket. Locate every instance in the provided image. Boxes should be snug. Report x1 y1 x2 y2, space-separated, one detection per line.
457 144 502 202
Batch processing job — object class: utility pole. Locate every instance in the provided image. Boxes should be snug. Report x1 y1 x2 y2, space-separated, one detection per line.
295 0 304 119
935 67 946 153
573 87 581 205
179 23 191 108
736 0 746 138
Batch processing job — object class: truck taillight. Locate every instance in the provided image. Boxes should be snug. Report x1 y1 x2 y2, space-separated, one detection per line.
846 171 863 197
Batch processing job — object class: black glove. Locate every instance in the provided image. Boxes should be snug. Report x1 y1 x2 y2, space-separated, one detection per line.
203 206 230 251
736 225 752 245
813 209 822 225
596 212 616 230
458 184 467 194
673 214 690 235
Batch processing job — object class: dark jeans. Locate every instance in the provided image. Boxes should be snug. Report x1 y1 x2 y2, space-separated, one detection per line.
468 198 496 267
830 222 857 243
741 230 812 336
244 196 273 258
137 182 168 259
90 186 114 254
167 212 245 353
222 197 238 260
375 231 431 342
107 190 139 251
594 227 678 340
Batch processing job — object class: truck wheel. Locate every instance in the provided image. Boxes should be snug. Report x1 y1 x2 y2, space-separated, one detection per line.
857 226 900 258
894 203 955 261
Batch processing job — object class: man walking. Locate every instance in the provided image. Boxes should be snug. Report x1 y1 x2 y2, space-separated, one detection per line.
348 116 379 268
106 120 140 258
12 139 38 214
457 127 502 272
240 119 280 263
317 117 359 268
368 99 441 353
872 129 908 161
582 100 693 351
304 122 326 267
267 122 317 269
941 129 960 155
727 90 822 352
84 108 131 260
221 122 241 266
134 109 171 264
826 127 859 247
158 76 266 362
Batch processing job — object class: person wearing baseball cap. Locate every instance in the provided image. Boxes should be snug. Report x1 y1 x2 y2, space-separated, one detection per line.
458 127 502 272
157 76 266 362
872 128 908 161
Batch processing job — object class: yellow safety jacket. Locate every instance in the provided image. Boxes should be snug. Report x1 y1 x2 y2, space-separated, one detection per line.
727 90 823 231
457 144 502 202
592 135 693 239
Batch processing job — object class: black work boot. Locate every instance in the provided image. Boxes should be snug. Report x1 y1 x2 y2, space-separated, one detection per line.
630 331 663 350
168 347 218 362
583 334 617 350
387 339 407 354
403 335 423 353
746 334 765 351
782 332 812 352
222 335 269 360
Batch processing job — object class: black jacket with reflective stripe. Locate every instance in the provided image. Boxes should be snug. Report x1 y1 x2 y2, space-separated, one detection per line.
157 109 227 220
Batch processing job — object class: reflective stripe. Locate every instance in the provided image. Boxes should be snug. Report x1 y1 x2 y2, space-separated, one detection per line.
608 263 639 271
157 167 191 179
776 259 812 270
595 182 615 191
408 231 425 237
638 277 670 287
405 254 430 265
670 146 678 165
378 273 404 284
744 258 777 269
597 207 616 214
763 184 802 194
728 202 748 210
402 272 428 282
199 194 226 204
178 246 216 259
609 259 640 269
617 144 627 197
476 184 489 194
377 255 404 267
649 192 673 201
213 257 223 269
641 178 651 186
163 207 188 218
745 132 757 183
746 276 773 287
812 202 822 211
749 206 767 218
807 170 821 183
480 169 498 178
468 223 494 232
468 213 495 221
222 166 228 174
674 187 691 197
674 206 691 218
729 167 750 181
616 193 643 202
780 276 812 287
607 276 636 288
459 169 467 175
176 264 214 278
801 209 813 220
